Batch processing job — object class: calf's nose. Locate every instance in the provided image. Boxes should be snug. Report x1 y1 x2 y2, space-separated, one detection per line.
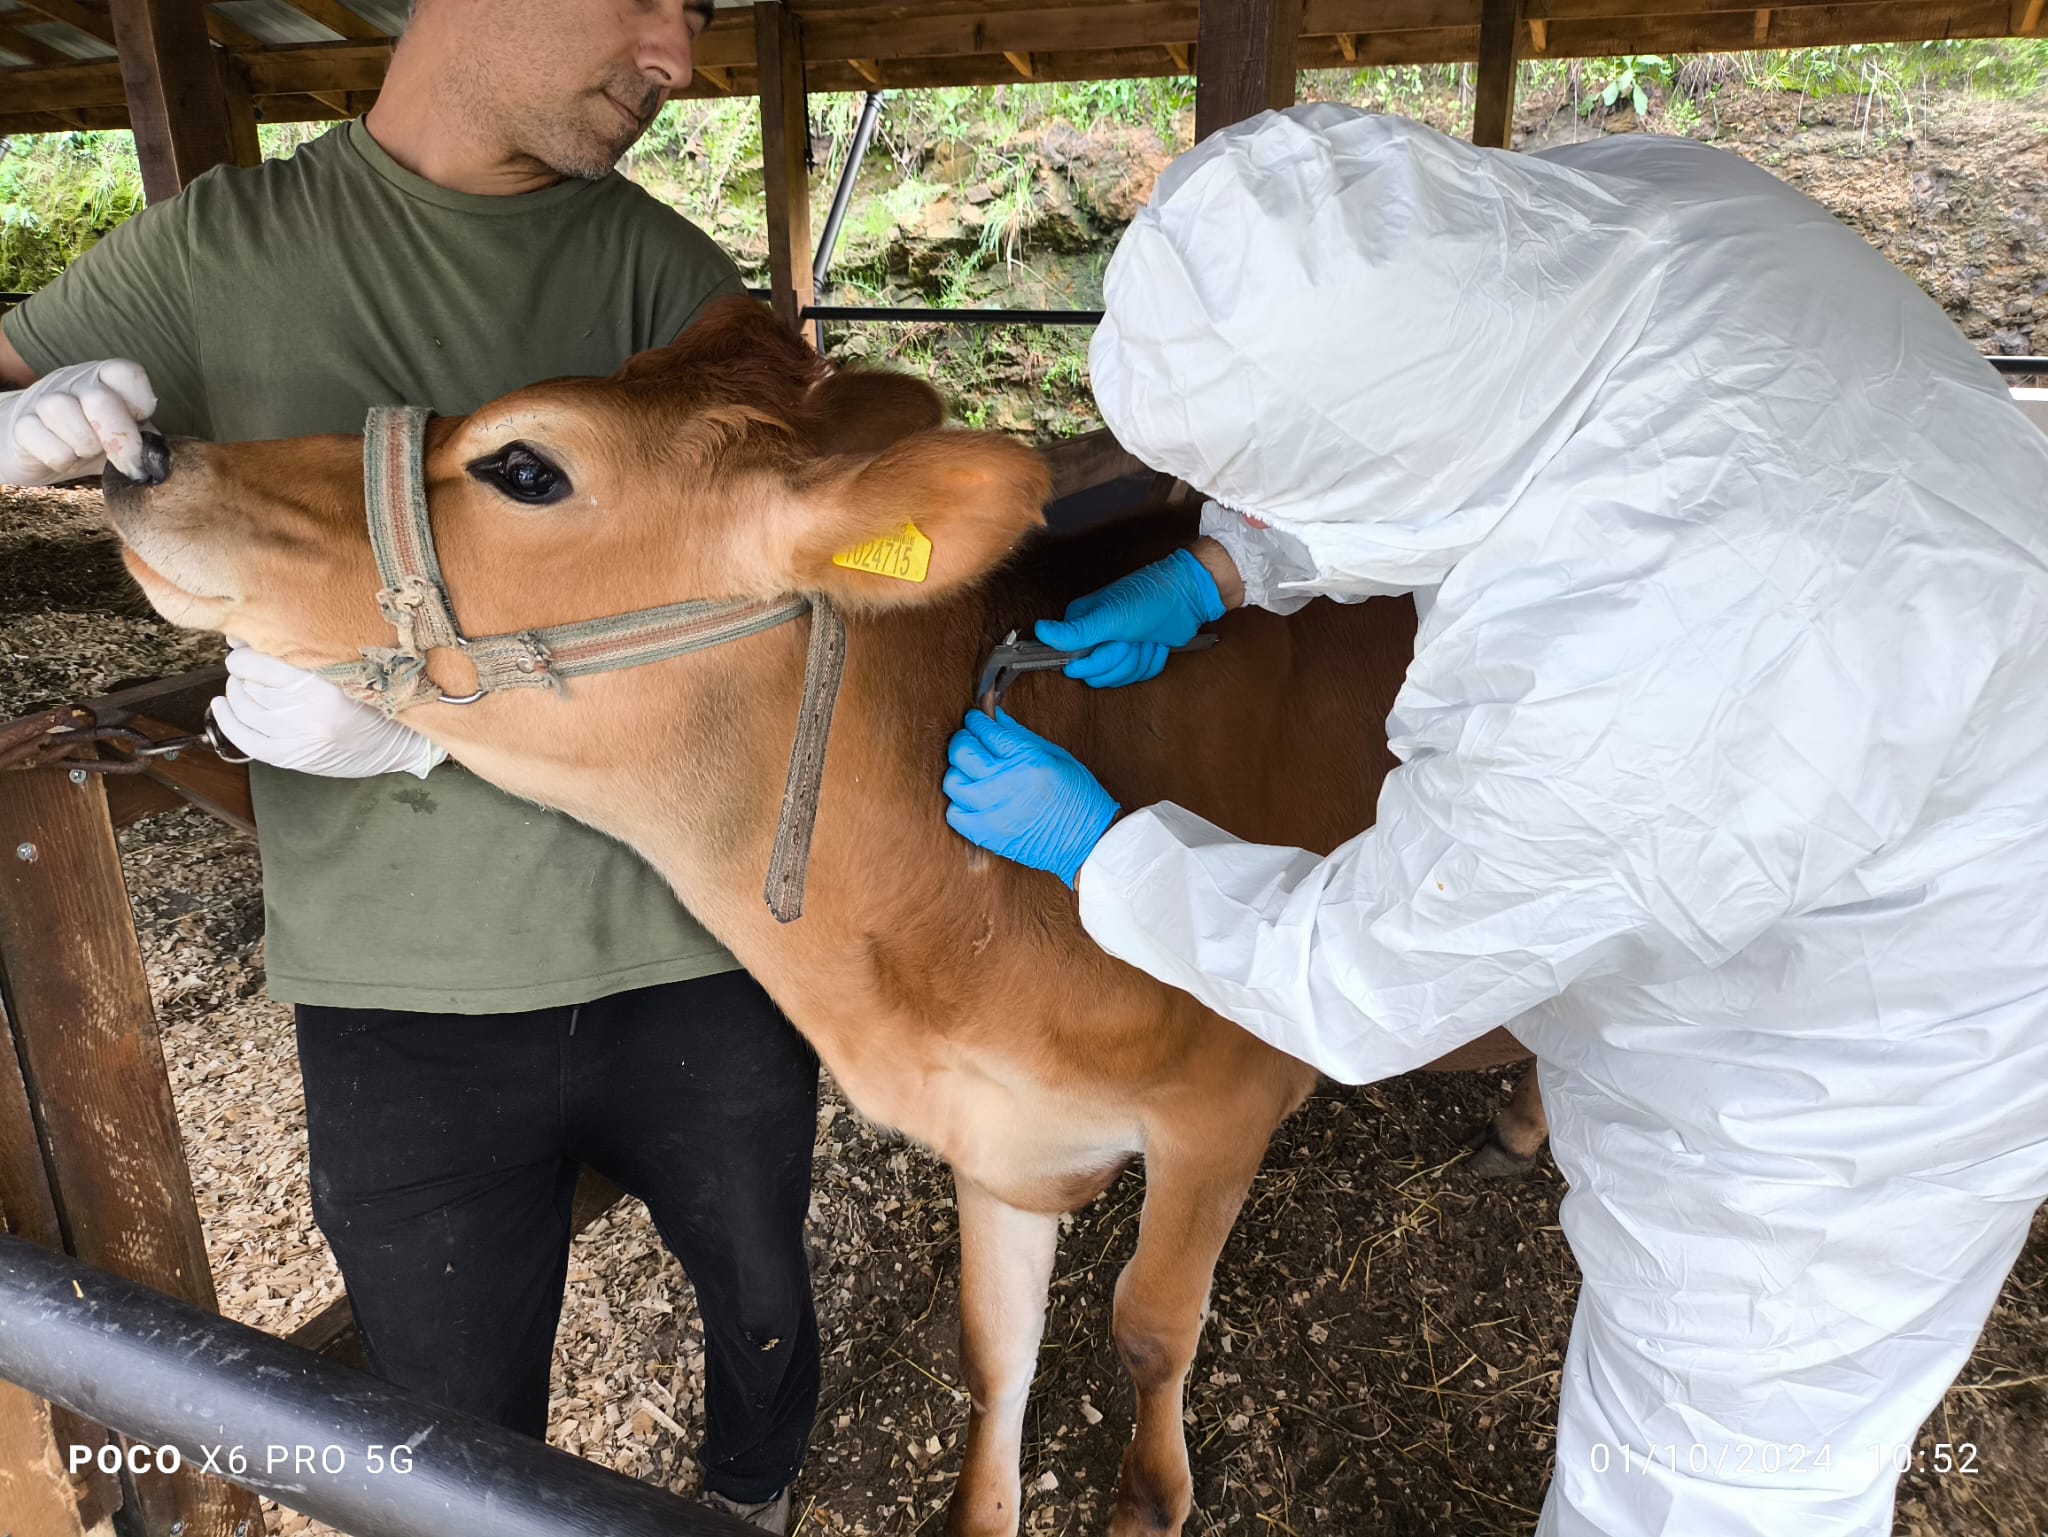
136 429 172 486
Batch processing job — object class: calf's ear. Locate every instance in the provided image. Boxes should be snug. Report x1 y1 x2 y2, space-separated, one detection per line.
800 368 947 456
788 430 1050 609
616 294 822 398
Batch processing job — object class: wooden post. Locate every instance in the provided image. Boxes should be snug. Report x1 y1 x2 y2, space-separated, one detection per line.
0 767 262 1537
1471 0 1521 149
1194 0 1301 143
216 53 263 169
107 0 237 201
0 980 123 1536
0 1379 122 1537
755 0 814 335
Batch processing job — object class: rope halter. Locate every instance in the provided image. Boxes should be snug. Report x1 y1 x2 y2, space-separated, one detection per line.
318 404 845 923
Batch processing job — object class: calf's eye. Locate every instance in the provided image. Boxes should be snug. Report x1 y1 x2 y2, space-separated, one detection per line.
467 442 571 506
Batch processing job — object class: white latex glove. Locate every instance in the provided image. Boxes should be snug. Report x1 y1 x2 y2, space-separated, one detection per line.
214 643 447 779
0 358 159 485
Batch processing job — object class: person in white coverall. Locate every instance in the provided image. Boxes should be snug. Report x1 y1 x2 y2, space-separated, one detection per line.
943 106 2048 1535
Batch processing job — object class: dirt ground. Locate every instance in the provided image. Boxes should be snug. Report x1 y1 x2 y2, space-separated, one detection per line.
3 78 2046 1537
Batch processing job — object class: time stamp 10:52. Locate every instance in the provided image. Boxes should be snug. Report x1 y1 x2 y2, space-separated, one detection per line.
1587 1442 1981 1478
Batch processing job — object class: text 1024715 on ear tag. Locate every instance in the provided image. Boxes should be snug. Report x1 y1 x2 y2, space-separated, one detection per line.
832 522 932 583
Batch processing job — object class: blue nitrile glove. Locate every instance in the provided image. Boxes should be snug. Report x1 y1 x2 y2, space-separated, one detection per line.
944 708 1119 887
1035 547 1226 689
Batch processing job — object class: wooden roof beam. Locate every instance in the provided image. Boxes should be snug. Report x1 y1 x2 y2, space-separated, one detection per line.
1004 48 1036 76
1523 0 1970 19
6 1 2033 118
1165 39 1193 67
277 0 386 42
1546 0 2012 51
848 55 883 83
2019 0 2045 33
240 40 392 95
0 106 132 133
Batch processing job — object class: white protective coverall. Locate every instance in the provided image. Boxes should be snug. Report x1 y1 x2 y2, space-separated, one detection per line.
1078 106 2048 1535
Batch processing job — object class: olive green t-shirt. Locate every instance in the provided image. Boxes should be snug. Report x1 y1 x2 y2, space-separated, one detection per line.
5 120 748 1012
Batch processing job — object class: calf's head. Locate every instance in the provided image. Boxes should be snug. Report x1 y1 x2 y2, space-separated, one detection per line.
105 296 1051 691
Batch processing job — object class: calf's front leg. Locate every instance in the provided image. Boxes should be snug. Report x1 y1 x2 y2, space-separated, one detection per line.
1107 1130 1269 1537
946 1174 1060 1537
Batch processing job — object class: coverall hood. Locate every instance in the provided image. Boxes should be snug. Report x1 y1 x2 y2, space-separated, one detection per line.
1089 105 1670 598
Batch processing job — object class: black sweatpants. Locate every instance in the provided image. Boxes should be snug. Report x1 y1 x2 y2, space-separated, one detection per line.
295 970 820 1503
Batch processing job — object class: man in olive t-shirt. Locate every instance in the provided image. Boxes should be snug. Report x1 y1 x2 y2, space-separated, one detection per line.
0 2 816 1528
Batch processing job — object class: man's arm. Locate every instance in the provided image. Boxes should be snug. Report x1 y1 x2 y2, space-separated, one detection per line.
0 325 34 389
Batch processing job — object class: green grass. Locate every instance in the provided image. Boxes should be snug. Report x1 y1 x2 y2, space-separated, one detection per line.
1 131 143 292
1746 39 2048 99
1 120 337 293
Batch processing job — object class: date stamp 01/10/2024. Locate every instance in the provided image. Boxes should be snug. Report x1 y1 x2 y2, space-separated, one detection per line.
1586 1440 1983 1479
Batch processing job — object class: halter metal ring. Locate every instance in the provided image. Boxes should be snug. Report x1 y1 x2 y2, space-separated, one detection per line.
439 635 485 705
200 698 255 764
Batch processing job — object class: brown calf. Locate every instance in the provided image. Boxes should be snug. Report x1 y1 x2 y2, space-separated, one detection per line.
104 297 1538 1536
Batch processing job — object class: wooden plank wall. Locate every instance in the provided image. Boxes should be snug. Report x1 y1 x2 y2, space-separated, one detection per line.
0 978 123 1537
0 768 263 1536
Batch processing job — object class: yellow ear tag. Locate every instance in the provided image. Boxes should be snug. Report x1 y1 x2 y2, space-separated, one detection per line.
831 522 933 584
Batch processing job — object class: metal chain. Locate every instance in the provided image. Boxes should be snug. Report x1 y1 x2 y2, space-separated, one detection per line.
0 703 243 776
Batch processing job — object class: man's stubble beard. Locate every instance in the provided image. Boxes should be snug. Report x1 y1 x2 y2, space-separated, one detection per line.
514 96 636 180
540 73 662 179
451 62 655 181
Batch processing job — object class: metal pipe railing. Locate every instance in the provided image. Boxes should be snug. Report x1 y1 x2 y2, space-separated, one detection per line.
810 90 887 350
0 1233 755 1537
813 90 886 299
801 304 1104 325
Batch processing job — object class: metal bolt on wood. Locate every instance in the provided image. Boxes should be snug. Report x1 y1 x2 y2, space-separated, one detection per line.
14 842 35 862
69 768 88 785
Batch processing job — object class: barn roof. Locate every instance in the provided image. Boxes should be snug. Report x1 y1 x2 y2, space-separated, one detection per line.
4 0 2042 137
